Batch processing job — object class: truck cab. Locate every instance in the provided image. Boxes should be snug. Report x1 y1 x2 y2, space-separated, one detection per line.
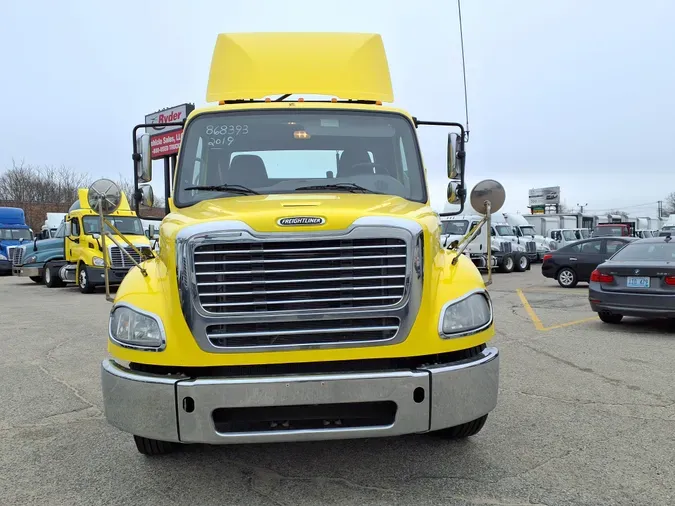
592 223 633 237
502 213 554 261
39 188 152 292
490 215 537 264
101 32 500 455
12 220 67 282
548 228 579 248
0 207 33 275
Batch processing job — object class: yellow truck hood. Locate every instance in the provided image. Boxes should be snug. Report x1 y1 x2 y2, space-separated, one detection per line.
162 194 434 236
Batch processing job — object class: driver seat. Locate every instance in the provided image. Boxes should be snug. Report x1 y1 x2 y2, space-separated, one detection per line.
337 149 374 178
227 154 269 188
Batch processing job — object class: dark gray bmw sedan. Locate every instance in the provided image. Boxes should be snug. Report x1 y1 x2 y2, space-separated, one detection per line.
589 235 675 323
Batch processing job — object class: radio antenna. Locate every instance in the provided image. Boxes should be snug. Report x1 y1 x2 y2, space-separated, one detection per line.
457 0 470 142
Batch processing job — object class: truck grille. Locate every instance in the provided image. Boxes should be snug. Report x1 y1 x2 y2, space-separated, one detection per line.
11 247 23 266
500 242 512 253
193 237 408 314
109 246 142 268
525 241 536 253
206 317 401 348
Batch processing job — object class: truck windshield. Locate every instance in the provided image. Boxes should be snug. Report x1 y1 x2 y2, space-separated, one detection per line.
495 225 515 236
83 216 144 236
174 110 426 206
441 220 469 235
562 230 577 241
0 228 32 240
520 226 537 236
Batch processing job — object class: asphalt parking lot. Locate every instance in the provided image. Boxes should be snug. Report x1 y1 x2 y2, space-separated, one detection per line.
1 269 673 506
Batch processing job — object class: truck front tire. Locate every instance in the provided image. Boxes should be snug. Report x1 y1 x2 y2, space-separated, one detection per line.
78 263 95 294
498 254 514 273
514 253 529 272
430 414 488 439
44 263 64 288
133 435 175 456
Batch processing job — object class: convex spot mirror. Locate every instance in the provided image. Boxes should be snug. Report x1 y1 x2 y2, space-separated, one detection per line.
470 179 506 215
136 134 153 183
139 184 154 208
447 133 465 180
88 179 122 216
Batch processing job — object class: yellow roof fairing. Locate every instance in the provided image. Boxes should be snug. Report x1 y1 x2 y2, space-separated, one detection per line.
206 32 395 104
76 188 132 213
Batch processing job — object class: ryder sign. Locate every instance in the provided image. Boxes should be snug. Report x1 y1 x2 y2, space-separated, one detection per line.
145 104 194 159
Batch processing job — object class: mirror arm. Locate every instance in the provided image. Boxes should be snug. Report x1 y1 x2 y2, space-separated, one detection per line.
451 214 487 263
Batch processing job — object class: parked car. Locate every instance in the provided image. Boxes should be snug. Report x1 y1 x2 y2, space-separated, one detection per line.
541 237 636 288
589 236 675 323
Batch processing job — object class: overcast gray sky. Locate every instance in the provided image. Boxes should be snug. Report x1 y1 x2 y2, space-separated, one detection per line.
1 0 673 217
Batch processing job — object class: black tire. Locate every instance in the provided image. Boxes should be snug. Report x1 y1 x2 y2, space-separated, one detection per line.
133 435 175 456
78 263 95 293
556 267 578 288
44 263 64 288
598 312 623 324
431 414 489 439
498 254 514 273
29 276 43 283
514 253 529 272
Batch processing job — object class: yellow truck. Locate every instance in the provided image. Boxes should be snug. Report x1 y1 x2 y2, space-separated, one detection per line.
101 32 502 455
42 188 153 292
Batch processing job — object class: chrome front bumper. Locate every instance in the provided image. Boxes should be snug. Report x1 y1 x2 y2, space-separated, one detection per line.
13 266 42 277
101 347 499 444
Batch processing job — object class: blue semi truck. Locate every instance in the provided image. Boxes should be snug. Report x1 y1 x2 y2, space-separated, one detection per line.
0 207 33 275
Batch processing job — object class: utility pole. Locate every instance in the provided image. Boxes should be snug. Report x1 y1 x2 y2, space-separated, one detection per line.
658 200 663 219
577 203 588 213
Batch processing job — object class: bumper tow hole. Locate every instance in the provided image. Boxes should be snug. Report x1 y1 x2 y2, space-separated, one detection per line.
413 387 425 403
182 396 195 413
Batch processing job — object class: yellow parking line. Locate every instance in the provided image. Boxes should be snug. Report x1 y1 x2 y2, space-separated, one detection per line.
517 289 545 331
544 317 598 331
516 289 596 332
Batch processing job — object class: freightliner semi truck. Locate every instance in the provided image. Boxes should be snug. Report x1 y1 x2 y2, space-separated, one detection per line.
13 189 152 291
101 32 502 455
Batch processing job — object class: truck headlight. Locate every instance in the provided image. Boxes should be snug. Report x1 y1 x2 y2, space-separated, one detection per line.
93 256 105 267
23 254 37 264
109 305 165 350
0 254 6 260
439 290 492 338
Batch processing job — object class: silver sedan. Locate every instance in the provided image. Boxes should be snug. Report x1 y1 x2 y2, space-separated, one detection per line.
589 235 675 323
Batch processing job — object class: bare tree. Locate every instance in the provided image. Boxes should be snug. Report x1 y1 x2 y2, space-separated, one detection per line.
558 201 572 213
664 192 675 216
0 160 90 204
608 210 630 219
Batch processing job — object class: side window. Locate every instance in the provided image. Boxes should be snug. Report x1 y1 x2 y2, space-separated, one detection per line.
490 227 496 237
580 241 601 254
605 240 627 255
563 243 582 253
398 138 410 185
192 137 203 185
70 218 80 236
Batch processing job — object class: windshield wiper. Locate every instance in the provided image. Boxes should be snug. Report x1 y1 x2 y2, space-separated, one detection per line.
294 183 378 194
183 184 259 195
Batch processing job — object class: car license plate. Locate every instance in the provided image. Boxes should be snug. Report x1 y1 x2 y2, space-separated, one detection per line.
627 276 650 288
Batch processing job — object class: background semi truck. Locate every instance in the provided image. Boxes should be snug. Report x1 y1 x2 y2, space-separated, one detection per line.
100 32 501 456
0 207 32 275
13 188 152 291
440 215 530 273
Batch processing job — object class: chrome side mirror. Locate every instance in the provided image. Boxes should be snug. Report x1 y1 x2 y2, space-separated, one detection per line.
136 134 153 183
139 184 154 208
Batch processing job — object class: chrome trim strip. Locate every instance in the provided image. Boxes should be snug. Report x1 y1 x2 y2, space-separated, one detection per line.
176 217 424 353
437 288 494 339
108 302 168 352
